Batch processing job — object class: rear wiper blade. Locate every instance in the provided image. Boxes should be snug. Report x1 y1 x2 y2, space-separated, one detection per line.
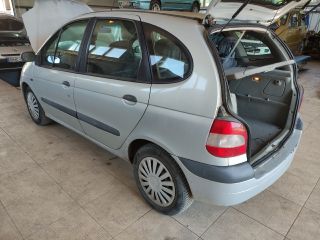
219 0 252 33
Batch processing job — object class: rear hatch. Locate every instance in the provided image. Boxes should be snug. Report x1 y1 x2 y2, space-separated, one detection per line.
205 2 304 164
206 0 310 24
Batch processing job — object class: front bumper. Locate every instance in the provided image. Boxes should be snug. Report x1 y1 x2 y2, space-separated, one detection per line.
175 127 302 206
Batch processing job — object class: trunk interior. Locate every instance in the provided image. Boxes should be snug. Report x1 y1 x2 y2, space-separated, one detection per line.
228 69 293 156
209 27 297 158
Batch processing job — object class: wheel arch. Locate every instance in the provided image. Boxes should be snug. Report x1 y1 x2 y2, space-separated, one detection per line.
127 138 193 197
21 82 30 98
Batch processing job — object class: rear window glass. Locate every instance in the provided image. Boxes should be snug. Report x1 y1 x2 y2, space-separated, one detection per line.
85 19 142 81
0 19 24 31
143 23 192 83
210 30 283 72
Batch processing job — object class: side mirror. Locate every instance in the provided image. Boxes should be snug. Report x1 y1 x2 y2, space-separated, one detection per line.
21 51 36 62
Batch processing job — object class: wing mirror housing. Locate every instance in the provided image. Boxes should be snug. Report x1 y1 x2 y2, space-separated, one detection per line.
21 51 36 62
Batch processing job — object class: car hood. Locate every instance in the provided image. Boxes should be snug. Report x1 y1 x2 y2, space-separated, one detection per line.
206 0 310 25
22 0 92 53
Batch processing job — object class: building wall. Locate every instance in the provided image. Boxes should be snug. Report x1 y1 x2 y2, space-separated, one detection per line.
0 0 14 15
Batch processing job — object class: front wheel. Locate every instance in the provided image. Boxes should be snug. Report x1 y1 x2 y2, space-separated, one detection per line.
133 144 193 215
25 87 51 126
150 0 161 11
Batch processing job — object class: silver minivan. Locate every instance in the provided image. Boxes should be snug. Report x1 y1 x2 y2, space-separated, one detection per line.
20 0 307 215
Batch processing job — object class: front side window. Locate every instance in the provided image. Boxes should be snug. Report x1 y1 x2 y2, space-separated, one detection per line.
144 23 192 83
85 19 142 80
41 20 88 70
41 32 59 67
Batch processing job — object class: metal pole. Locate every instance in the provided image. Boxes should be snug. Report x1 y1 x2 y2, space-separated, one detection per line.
12 0 17 16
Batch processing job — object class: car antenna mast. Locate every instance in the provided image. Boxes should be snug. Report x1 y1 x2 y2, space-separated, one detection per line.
218 0 252 34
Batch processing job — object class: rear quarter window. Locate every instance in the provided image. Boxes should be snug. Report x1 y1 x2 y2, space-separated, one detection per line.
210 30 283 71
143 23 193 83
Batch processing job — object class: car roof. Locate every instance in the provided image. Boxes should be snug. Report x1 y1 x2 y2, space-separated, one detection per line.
79 9 205 23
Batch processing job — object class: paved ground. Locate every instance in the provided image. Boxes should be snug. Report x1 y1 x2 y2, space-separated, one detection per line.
0 61 320 240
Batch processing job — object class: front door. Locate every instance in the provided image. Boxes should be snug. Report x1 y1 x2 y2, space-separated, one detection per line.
34 20 89 132
74 16 151 149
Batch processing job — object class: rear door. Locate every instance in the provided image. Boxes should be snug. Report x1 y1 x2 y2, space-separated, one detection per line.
74 15 151 149
33 19 89 132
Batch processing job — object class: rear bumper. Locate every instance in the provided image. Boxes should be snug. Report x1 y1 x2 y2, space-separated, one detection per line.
176 128 302 206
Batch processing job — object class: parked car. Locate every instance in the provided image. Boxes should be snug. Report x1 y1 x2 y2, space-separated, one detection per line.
119 0 201 12
0 14 32 85
21 0 307 215
273 10 307 55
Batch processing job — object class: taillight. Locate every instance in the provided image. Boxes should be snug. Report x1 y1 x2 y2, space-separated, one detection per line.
206 119 248 158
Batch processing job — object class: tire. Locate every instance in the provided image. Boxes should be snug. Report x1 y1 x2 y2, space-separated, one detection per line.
150 0 161 11
191 2 200 13
133 143 193 215
24 87 51 126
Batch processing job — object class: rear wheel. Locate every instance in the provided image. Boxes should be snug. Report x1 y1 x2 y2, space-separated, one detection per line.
133 144 193 215
150 0 161 11
25 87 51 126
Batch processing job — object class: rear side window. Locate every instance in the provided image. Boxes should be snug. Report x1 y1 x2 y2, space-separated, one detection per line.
85 19 142 80
143 23 192 83
210 30 282 70
240 33 271 56
41 20 88 70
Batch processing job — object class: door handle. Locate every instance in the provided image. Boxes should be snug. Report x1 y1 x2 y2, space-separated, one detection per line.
123 94 137 103
62 81 70 87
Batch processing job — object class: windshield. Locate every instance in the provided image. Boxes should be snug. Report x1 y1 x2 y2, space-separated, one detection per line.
209 29 287 77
